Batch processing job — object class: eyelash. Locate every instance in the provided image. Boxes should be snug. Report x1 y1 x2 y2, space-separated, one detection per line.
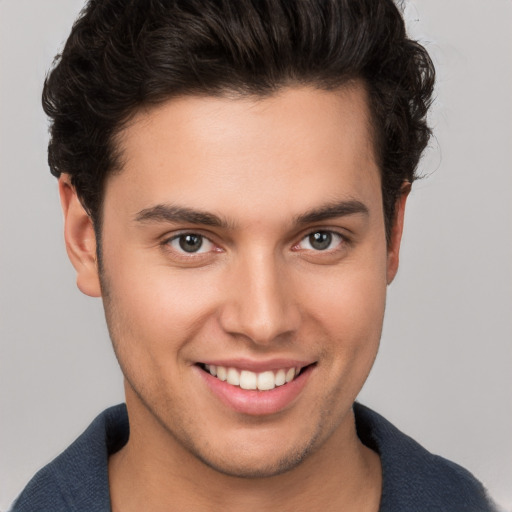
163 232 219 257
162 229 348 258
292 230 347 253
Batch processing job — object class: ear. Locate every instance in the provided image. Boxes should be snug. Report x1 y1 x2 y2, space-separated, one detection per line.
59 175 101 297
386 183 410 284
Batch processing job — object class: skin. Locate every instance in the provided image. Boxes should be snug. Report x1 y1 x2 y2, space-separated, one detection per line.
60 84 408 511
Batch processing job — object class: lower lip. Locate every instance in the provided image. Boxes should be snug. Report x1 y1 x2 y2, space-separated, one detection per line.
197 365 314 416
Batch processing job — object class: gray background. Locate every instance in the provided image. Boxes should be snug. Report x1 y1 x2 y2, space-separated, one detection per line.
1 0 511 509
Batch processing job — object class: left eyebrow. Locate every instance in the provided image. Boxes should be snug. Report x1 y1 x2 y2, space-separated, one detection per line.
294 200 369 225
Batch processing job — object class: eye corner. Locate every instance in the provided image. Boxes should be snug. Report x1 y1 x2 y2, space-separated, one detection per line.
295 229 348 252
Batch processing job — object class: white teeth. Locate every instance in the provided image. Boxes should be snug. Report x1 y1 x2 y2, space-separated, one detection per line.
206 364 303 391
240 370 258 390
226 367 240 386
216 366 227 381
257 371 276 391
285 368 296 383
275 369 286 386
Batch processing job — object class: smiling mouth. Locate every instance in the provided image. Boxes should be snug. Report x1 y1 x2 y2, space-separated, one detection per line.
198 363 311 391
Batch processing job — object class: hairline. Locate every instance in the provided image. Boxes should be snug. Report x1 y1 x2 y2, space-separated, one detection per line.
93 78 391 267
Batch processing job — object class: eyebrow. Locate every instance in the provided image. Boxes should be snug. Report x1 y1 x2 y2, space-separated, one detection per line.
135 204 231 228
294 200 369 225
134 199 369 229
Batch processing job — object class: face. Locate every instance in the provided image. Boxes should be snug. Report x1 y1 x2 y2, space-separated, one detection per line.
63 85 405 478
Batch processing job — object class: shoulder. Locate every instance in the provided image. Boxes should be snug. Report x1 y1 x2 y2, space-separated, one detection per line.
354 403 499 512
9 404 128 512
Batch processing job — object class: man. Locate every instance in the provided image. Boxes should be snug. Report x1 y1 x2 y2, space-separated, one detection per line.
10 0 498 510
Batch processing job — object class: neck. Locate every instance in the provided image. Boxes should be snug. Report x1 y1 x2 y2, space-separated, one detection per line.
109 394 382 512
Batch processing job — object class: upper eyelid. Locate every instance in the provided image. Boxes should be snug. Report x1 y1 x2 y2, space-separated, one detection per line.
161 231 216 252
160 227 349 250
304 228 346 236
163 230 216 244
299 230 345 243
307 223 354 235
296 227 349 243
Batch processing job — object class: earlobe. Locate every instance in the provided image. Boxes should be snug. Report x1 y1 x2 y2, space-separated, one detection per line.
59 175 102 297
386 183 410 284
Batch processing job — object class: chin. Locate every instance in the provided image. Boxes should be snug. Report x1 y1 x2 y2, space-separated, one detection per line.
194 446 313 479
185 428 323 479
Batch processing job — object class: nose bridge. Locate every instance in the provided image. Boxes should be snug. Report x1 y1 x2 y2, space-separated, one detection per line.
220 247 299 344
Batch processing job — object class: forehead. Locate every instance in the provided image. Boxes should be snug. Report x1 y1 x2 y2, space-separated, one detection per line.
108 84 381 222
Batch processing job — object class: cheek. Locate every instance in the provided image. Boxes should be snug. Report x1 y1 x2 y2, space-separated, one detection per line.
101 256 223 356
302 262 386 329
297 260 387 374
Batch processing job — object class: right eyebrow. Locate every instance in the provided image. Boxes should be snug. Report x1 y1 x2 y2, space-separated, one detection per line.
134 204 232 229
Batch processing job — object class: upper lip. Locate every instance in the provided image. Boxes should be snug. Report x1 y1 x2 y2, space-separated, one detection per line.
197 358 315 372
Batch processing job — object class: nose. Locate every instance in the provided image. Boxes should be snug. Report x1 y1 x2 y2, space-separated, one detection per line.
218 251 300 346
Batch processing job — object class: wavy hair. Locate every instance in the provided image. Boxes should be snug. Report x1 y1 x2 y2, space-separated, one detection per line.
43 0 435 241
